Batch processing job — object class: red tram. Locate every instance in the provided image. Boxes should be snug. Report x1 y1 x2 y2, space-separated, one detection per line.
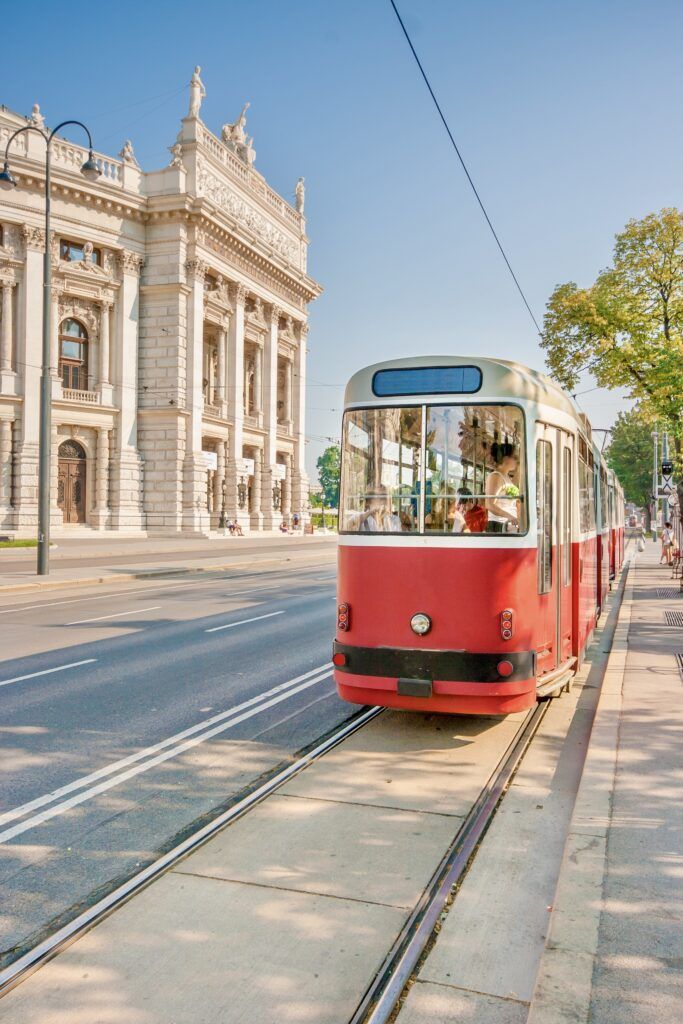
332 357 625 715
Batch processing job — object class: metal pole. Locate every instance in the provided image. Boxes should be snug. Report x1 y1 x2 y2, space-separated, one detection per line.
37 145 52 575
651 429 659 542
662 430 670 523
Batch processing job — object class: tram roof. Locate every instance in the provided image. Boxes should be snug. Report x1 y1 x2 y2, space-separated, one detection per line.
344 355 585 425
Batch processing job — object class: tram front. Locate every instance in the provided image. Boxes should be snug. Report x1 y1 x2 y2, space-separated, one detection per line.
333 357 543 716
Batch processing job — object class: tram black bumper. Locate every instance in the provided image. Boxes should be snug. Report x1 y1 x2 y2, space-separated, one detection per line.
332 642 536 684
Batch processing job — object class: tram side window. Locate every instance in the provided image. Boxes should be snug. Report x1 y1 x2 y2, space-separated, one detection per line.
563 447 572 586
423 405 527 535
340 407 422 533
537 440 553 594
578 455 595 534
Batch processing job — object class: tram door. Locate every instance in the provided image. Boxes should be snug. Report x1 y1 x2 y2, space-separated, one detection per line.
536 425 573 676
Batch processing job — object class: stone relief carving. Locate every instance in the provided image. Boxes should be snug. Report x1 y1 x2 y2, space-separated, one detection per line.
186 258 208 281
22 225 46 252
58 296 99 336
116 250 144 275
196 229 306 311
0 224 20 257
168 140 184 169
197 163 298 265
230 282 248 305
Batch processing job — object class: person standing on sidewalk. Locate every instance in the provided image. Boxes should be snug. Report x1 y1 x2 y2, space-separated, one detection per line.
660 521 675 565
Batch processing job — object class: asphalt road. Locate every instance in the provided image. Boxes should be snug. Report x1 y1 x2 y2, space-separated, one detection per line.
0 552 349 969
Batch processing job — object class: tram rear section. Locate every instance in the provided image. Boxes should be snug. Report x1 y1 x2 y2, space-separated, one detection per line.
333 356 624 715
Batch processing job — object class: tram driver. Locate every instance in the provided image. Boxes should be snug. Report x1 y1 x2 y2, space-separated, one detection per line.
485 444 521 533
357 486 403 532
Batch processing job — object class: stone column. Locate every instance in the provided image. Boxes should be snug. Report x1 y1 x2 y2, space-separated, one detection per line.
96 427 110 510
182 258 211 534
50 425 60 522
217 327 226 416
99 302 111 386
216 441 226 526
14 229 43 528
284 358 293 426
292 323 310 523
254 345 262 416
283 453 293 518
51 292 60 378
225 284 246 523
250 447 263 530
1 283 13 371
261 305 280 529
110 250 144 531
0 419 12 518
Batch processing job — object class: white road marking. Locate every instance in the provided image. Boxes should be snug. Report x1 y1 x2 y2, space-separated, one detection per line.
0 667 333 844
205 610 284 633
0 659 97 689
0 661 332 829
0 563 335 615
66 606 161 626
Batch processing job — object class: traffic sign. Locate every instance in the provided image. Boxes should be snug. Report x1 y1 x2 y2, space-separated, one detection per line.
662 460 674 477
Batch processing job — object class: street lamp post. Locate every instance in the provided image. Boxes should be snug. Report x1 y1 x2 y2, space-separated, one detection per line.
0 121 100 574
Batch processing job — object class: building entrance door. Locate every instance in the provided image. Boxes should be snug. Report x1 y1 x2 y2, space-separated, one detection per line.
58 440 87 524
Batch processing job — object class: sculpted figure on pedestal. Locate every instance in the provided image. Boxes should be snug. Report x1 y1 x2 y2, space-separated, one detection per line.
119 140 139 167
28 104 45 130
221 103 256 166
295 177 305 215
188 66 206 118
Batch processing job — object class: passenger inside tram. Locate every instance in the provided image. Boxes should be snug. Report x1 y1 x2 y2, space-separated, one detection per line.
340 404 526 535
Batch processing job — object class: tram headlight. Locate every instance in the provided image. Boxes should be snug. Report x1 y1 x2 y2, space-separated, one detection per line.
410 612 432 636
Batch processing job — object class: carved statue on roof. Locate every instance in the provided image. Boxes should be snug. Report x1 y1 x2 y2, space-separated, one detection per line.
28 103 45 131
119 140 139 167
295 177 305 215
188 66 206 118
221 103 256 166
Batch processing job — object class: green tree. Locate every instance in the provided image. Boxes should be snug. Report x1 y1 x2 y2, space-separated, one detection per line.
317 445 340 508
605 409 654 525
541 208 683 506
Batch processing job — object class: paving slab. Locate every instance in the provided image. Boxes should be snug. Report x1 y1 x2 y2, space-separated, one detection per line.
284 709 526 817
398 980 529 1024
177 792 460 910
1 872 406 1024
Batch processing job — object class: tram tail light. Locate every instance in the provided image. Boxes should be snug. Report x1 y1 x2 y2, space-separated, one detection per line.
497 660 514 678
332 652 347 667
337 603 351 632
500 608 514 641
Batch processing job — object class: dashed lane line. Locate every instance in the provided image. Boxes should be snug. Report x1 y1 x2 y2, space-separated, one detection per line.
66 606 162 626
205 610 285 633
0 659 97 689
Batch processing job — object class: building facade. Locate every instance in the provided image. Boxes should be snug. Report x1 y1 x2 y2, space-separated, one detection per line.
0 76 321 535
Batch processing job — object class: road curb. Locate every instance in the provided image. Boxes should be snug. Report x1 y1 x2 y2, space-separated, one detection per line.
0 552 335 595
526 555 635 1024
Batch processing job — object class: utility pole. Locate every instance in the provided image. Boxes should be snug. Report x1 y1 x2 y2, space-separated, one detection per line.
651 428 659 541
661 430 670 522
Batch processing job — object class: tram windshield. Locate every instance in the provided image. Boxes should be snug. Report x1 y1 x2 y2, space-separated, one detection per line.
340 404 527 536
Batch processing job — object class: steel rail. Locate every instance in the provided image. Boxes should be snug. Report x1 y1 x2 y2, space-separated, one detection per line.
349 699 550 1024
0 704 383 999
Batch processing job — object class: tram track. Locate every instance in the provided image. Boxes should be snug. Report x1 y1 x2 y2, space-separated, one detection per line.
1 556 631 1012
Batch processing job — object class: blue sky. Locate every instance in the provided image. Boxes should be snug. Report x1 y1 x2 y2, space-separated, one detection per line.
4 0 681 475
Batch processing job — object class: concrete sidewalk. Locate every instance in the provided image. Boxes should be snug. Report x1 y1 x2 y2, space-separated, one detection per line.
0 535 337 594
528 544 683 1023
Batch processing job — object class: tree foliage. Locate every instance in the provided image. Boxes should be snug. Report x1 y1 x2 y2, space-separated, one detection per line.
605 409 655 516
542 209 683 481
316 445 340 508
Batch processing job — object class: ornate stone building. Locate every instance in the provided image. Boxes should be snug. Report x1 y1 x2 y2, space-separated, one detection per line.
0 74 321 534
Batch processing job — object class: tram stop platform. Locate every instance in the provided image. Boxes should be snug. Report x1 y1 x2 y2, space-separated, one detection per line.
395 540 683 1024
1 541 681 1024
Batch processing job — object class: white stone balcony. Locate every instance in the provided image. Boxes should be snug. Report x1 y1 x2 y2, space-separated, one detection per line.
61 388 100 405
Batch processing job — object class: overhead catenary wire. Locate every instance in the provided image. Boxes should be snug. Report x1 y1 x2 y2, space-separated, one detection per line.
387 0 542 336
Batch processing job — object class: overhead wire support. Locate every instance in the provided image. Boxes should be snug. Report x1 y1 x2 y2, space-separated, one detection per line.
388 0 542 336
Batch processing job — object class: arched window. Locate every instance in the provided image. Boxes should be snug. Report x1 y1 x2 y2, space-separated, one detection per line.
59 318 89 390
